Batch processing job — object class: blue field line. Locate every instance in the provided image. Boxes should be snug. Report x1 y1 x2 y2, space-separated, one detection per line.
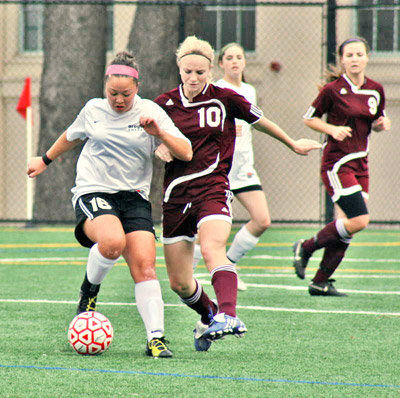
0 363 399 389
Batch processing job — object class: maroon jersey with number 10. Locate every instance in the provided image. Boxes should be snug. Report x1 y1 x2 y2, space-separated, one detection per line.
154 83 263 204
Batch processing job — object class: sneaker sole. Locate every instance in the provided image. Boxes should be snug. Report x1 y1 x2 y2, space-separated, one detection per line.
206 327 247 341
309 288 347 297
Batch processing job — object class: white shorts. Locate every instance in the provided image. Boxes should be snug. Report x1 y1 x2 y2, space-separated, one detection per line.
228 150 261 191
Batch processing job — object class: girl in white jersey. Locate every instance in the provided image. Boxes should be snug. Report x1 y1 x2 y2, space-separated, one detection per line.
27 51 192 358
192 43 270 291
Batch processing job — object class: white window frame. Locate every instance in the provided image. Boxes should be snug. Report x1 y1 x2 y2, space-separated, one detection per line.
357 0 400 53
203 0 256 52
20 3 44 53
20 4 114 53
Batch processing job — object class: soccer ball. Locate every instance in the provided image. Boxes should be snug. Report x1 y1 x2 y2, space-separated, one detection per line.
68 311 114 355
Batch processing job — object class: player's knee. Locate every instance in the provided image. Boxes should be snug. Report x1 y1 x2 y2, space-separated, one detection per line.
349 214 370 233
98 237 126 259
200 239 225 263
200 246 215 265
257 216 271 232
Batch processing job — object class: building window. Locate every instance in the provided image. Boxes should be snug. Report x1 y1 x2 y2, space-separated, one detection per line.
357 0 400 52
201 0 256 51
22 4 43 52
21 5 113 52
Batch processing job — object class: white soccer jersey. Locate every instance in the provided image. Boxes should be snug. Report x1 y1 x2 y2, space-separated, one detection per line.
214 79 260 190
67 96 189 207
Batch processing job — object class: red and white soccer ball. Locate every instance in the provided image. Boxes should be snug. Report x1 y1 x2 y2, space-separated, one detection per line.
68 311 114 355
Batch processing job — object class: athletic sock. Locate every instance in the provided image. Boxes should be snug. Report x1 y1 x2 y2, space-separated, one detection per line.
135 280 165 341
211 264 237 317
227 225 259 264
311 268 331 284
180 280 217 325
86 243 119 285
303 219 351 254
313 239 351 283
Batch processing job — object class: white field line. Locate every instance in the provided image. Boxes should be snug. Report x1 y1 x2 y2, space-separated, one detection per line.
195 272 400 279
194 278 400 295
1 298 400 317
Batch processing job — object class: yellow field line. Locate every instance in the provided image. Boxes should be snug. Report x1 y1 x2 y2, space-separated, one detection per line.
0 241 399 249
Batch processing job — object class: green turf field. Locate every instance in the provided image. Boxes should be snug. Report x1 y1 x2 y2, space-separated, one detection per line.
0 225 399 397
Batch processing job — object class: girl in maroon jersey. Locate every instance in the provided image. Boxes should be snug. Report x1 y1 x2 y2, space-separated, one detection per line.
191 43 271 292
293 37 391 296
155 35 321 351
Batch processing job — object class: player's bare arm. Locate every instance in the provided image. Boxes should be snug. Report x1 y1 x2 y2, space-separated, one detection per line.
27 131 81 178
253 116 322 156
304 117 352 141
140 116 192 162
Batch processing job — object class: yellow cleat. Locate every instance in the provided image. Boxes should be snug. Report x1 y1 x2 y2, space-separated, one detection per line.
146 337 173 358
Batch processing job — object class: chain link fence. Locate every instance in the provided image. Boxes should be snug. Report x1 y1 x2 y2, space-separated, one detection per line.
1 1 399 224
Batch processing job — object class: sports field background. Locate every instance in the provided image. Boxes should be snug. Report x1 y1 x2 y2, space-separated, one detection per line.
0 224 399 397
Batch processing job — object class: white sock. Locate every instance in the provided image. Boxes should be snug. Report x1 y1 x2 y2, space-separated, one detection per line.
135 280 164 341
227 225 259 264
86 243 118 285
193 243 202 270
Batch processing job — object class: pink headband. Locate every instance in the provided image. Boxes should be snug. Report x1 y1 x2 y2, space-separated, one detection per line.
105 64 139 79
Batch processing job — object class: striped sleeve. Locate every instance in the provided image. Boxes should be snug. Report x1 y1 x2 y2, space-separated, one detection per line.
249 103 263 122
303 105 317 120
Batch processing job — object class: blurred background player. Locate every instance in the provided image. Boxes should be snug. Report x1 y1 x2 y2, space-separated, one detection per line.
192 42 271 291
293 37 391 296
154 35 321 352
27 51 192 358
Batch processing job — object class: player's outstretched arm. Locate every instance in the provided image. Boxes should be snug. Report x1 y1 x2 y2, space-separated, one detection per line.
27 131 81 178
253 116 321 156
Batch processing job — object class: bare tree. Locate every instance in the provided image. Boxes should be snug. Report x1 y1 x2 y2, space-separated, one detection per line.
127 1 204 222
35 4 108 221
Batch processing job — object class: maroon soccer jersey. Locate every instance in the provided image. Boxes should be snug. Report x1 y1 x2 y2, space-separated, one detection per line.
304 74 386 173
154 83 262 204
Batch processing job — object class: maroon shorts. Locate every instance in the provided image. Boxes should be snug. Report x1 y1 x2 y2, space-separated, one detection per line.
162 191 233 244
322 168 369 202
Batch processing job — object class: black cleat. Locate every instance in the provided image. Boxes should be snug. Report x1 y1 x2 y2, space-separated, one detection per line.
292 239 311 279
308 279 347 296
76 274 100 314
146 337 173 358
77 291 99 314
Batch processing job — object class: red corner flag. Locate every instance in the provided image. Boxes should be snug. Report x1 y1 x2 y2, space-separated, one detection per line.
16 77 31 119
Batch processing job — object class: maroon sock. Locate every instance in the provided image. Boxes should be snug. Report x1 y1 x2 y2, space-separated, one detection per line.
319 240 350 278
312 268 330 283
312 240 350 283
303 221 341 254
182 281 217 325
211 270 237 317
